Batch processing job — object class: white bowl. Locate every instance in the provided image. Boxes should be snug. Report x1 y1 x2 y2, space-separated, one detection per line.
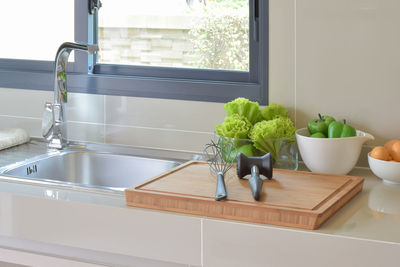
296 128 374 175
368 154 400 184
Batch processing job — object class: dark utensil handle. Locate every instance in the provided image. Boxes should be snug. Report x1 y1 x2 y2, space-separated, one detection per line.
215 172 227 201
248 165 263 201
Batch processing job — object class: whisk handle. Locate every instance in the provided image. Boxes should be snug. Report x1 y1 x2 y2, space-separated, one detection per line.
248 165 264 201
215 172 227 201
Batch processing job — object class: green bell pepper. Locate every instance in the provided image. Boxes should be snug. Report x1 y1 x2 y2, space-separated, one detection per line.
307 113 336 136
310 132 327 138
328 120 356 138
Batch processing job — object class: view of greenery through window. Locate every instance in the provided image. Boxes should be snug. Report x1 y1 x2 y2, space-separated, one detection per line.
98 0 249 71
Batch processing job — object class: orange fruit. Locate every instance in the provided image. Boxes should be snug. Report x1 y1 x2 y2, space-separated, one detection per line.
390 141 400 162
384 139 400 155
370 146 391 161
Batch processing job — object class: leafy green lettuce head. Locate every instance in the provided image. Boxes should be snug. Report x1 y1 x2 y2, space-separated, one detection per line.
249 117 296 161
261 103 289 121
216 114 252 139
224 97 263 125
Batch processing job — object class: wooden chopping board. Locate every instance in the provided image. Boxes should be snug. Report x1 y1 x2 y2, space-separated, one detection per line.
125 161 364 229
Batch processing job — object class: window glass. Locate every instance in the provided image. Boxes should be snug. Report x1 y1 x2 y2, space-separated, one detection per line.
98 0 249 71
0 0 74 61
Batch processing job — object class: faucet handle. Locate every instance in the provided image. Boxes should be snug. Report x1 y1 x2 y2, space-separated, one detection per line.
42 102 54 141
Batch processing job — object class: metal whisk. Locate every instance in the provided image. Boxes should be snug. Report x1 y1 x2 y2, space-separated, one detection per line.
204 139 236 201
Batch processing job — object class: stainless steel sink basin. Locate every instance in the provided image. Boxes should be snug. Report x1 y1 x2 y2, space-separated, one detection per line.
0 143 184 192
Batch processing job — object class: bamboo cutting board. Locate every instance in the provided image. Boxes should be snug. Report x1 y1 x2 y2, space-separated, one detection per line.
125 161 364 229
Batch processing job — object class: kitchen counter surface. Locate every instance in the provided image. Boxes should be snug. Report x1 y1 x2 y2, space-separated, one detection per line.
0 141 399 266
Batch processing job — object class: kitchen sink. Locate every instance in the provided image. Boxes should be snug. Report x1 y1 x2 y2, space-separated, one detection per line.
0 143 185 192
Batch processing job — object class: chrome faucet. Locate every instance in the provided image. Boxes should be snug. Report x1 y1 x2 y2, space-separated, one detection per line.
42 42 99 149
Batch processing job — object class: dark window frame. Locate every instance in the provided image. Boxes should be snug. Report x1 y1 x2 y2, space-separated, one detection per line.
0 0 269 104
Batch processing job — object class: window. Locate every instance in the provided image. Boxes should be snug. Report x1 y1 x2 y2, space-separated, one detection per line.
98 0 249 71
0 0 268 104
0 0 74 61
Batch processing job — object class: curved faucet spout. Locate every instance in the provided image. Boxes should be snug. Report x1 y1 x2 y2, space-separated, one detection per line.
44 42 99 149
56 42 99 57
54 42 99 105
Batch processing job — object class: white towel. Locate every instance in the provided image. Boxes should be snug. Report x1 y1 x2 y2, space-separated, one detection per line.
0 128 30 151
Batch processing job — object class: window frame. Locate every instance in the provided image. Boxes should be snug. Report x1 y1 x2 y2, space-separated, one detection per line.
0 0 269 104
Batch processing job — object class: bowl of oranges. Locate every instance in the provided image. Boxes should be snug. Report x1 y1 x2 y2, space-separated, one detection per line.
368 140 400 184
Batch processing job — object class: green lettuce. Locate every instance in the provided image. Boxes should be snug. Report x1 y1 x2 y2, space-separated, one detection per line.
249 117 296 161
224 97 263 125
216 114 252 139
261 103 289 121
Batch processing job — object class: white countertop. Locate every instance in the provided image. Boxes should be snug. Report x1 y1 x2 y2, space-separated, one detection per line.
317 167 400 243
0 143 399 266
